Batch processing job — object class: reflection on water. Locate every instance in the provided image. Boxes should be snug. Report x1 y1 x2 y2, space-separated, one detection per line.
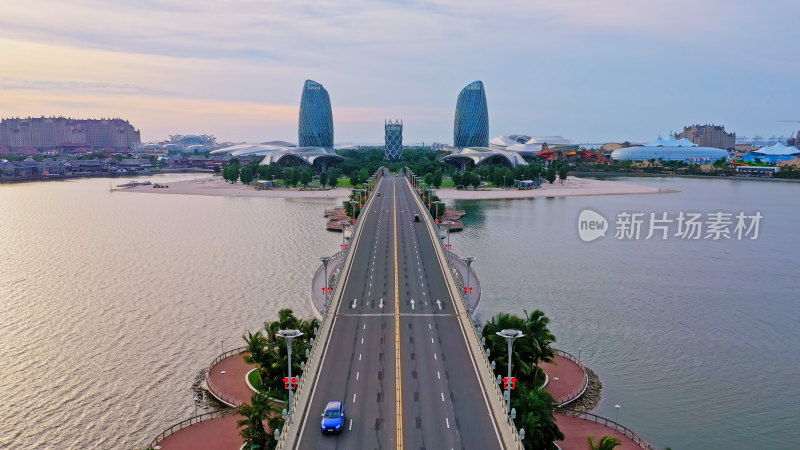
0 175 798 449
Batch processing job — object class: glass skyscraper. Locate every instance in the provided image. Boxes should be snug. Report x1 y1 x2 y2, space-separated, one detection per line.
298 80 334 149
453 81 489 149
384 119 403 160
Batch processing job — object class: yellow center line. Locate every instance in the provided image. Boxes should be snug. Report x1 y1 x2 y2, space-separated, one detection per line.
393 179 403 450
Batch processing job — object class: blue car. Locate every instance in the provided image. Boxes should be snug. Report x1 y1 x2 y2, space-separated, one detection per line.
320 400 345 434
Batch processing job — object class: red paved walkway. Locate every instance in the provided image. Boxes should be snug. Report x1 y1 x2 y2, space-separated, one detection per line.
157 414 243 450
555 414 643 450
207 352 256 406
540 354 586 405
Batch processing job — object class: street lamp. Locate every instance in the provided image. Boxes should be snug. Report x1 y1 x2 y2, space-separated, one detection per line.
349 201 359 222
496 329 524 413
220 370 226 395
463 256 475 302
276 329 304 418
194 395 201 417
320 256 332 313
339 221 349 249
615 404 621 423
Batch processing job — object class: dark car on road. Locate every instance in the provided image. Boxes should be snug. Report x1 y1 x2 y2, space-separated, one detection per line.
320 401 345 434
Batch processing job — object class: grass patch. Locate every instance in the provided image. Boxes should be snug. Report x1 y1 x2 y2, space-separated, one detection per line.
247 370 289 402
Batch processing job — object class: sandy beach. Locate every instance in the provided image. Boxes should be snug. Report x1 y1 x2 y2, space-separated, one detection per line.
436 176 675 199
120 175 675 199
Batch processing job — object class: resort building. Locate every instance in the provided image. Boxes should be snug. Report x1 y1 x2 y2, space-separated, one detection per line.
211 79 343 171
0 117 140 150
676 124 736 150
490 135 577 156
385 120 403 160
453 81 489 149
742 142 800 164
298 80 334 149
611 135 730 162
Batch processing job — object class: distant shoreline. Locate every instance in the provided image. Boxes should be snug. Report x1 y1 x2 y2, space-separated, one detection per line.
120 176 675 200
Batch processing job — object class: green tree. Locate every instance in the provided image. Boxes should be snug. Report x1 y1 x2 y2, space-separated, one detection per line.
357 169 369 186
424 172 434 186
284 168 300 187
451 171 463 187
300 167 314 187
240 165 254 184
223 164 240 183
350 171 362 187
587 435 622 450
514 386 564 449
328 167 341 187
558 165 568 182
213 165 221 174
432 169 443 188
319 171 328 187
545 166 556 184
243 331 270 386
236 391 282 450
470 171 481 189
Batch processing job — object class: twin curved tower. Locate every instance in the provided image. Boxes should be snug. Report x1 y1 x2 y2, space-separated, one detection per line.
299 80 334 149
453 80 489 149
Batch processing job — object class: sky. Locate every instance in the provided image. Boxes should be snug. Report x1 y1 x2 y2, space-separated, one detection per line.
1 0 799 144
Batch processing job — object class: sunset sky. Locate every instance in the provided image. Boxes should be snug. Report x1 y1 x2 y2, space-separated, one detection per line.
1 0 798 144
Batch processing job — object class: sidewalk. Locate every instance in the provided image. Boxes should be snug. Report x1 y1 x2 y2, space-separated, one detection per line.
206 351 256 407
540 353 586 406
555 414 645 450
156 414 243 450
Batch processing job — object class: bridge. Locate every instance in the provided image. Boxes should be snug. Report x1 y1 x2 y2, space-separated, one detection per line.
278 169 520 449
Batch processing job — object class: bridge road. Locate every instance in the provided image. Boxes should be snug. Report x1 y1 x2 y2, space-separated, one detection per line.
296 174 503 450
394 176 503 450
296 174 398 450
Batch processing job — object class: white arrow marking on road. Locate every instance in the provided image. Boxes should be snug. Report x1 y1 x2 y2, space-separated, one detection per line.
410 299 415 310
379 298 384 309
352 299 357 309
436 299 443 310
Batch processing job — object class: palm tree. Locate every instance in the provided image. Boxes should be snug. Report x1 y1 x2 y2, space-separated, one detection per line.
243 331 269 387
522 309 556 387
513 385 563 449
237 392 275 449
587 435 622 450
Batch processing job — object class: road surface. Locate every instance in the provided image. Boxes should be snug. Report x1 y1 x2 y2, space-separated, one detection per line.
295 173 502 450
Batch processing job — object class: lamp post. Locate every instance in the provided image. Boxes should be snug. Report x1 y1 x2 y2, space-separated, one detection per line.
578 347 581 363
276 329 304 419
339 221 349 249
349 201 359 222
220 370 226 396
615 404 621 423
464 256 475 302
320 256 332 313
496 329 524 413
194 395 201 417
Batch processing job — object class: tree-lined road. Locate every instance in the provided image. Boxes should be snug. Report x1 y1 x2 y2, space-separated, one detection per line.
295 173 502 450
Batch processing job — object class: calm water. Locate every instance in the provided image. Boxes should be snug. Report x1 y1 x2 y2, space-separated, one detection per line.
1 175 798 449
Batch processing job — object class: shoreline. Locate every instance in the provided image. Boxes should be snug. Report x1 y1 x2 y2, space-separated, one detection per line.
120 176 676 200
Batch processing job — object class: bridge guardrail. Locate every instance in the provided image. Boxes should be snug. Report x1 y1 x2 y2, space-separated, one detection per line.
403 170 523 450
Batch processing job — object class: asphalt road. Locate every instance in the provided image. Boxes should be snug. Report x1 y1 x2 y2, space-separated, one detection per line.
296 173 502 450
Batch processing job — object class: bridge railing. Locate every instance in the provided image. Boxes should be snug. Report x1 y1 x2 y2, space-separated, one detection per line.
276 168 385 449
403 169 523 450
